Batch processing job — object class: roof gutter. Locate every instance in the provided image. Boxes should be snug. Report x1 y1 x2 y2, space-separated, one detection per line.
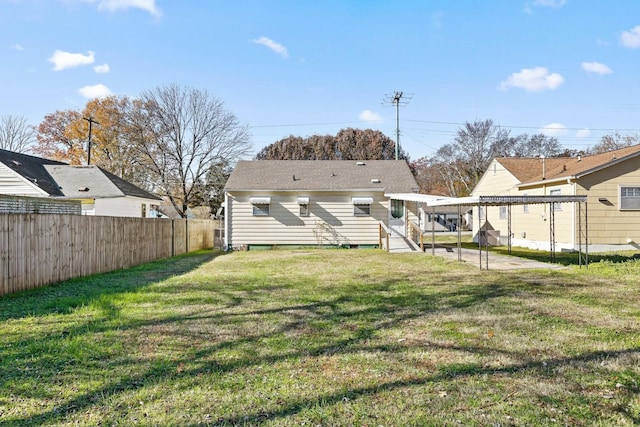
518 175 576 190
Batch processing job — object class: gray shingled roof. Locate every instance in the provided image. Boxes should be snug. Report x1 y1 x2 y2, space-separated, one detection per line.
44 165 161 200
224 160 418 193
0 149 66 196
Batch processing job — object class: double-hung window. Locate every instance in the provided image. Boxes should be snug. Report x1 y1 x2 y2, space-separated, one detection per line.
250 197 271 216
620 186 640 210
353 197 373 217
297 196 310 217
549 189 561 211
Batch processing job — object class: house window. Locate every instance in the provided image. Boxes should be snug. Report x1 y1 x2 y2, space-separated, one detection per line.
620 186 640 210
478 206 486 221
353 197 373 217
250 196 271 216
253 204 270 216
297 196 310 217
499 206 507 219
354 204 370 216
141 204 147 218
550 189 561 211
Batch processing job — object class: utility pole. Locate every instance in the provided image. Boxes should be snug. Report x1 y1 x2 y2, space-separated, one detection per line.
83 117 99 165
383 91 412 160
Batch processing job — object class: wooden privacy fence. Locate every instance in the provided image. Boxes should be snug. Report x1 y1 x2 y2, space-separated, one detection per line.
0 215 215 297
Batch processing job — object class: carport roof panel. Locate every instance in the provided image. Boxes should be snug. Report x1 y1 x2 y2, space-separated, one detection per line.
425 195 587 207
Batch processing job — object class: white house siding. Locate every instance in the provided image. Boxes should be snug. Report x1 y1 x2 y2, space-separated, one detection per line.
227 191 388 248
94 197 156 217
0 163 49 197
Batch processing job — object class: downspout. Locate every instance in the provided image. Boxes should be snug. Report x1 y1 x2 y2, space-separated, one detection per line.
224 192 230 250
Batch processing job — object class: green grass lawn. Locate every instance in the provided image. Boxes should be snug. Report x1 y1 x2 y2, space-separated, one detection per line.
1 249 638 426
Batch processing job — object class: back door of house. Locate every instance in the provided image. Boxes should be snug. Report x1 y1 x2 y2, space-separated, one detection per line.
389 199 405 236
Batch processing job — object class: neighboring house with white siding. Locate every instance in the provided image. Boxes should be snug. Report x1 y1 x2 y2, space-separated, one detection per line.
223 160 419 250
0 149 161 217
471 144 640 252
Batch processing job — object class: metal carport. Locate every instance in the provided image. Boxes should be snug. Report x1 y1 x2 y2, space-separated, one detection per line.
386 193 589 269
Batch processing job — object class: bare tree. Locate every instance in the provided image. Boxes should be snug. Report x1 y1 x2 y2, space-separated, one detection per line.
128 84 252 218
508 133 562 157
590 132 639 154
0 115 36 153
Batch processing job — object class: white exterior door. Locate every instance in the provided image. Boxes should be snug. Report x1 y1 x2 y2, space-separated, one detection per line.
389 199 405 236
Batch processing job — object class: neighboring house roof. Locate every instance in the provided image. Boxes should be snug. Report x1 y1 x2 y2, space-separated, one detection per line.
0 148 161 201
496 144 640 186
0 149 66 196
225 160 418 193
45 165 161 200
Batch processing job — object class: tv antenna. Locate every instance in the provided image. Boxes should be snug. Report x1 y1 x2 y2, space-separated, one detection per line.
383 91 412 159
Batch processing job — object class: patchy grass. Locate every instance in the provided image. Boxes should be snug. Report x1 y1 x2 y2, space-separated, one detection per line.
0 249 639 426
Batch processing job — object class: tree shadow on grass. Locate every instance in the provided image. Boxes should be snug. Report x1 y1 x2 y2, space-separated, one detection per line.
0 250 221 321
1 254 638 426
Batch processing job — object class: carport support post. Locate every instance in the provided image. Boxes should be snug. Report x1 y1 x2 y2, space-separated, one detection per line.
485 204 489 270
478 202 483 270
508 204 512 255
457 204 462 262
431 205 435 256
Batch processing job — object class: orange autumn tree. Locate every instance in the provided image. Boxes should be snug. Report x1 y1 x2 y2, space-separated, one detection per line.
34 96 145 185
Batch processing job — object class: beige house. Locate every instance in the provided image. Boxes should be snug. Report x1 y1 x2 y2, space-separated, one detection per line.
471 144 640 252
223 160 419 250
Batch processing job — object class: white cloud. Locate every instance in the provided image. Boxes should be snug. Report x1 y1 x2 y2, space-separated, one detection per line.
581 61 612 75
621 25 640 49
359 110 382 122
49 50 95 71
499 67 564 92
78 83 112 98
575 129 591 138
252 36 289 58
94 64 110 73
540 123 568 137
95 0 160 16
11 43 24 51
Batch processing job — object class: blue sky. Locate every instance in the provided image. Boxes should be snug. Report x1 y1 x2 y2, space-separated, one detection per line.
2 0 640 159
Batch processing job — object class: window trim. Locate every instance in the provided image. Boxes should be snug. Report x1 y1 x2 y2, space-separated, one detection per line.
549 189 562 211
620 185 640 210
499 206 507 219
354 204 371 216
352 196 373 217
252 204 270 216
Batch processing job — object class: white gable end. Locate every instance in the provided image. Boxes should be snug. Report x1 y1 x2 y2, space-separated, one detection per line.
0 162 50 197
